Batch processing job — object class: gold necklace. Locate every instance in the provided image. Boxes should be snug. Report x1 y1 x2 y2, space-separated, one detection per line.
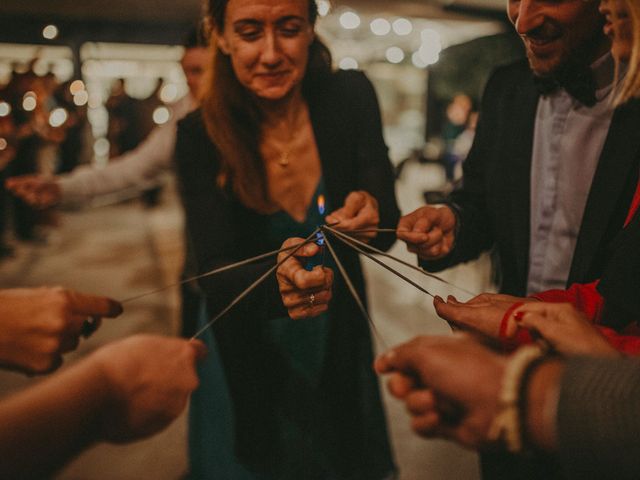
274 106 301 168
278 146 290 167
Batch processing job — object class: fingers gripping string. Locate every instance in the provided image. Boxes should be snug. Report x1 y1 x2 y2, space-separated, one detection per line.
325 228 435 299
190 228 321 340
117 223 476 344
323 225 476 297
119 240 312 304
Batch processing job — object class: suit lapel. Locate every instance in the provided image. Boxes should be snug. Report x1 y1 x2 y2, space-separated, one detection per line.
569 99 640 284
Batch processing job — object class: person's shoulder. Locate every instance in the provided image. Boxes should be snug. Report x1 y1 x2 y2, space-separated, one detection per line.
312 69 375 106
175 108 217 164
325 69 373 93
177 108 208 140
177 108 203 130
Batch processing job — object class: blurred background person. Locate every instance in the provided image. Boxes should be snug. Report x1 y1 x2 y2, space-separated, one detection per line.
440 93 473 182
6 29 208 338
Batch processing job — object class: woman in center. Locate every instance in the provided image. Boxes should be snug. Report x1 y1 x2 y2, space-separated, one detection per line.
175 0 399 478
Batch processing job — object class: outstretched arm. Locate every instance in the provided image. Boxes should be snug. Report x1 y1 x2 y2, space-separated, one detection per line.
0 335 205 479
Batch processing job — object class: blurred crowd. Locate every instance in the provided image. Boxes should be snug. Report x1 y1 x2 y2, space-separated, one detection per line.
0 63 170 256
0 65 90 251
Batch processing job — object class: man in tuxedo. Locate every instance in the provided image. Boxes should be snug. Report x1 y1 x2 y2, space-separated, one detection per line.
398 0 639 297
397 0 640 478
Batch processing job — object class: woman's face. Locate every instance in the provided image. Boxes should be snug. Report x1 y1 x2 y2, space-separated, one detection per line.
599 0 633 62
216 0 314 101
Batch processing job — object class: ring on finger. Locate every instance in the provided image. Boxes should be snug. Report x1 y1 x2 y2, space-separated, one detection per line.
308 293 315 309
81 316 100 338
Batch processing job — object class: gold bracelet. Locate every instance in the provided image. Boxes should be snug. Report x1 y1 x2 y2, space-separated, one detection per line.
487 345 546 453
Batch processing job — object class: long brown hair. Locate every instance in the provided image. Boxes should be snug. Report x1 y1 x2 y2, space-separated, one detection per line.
615 0 640 104
202 0 332 213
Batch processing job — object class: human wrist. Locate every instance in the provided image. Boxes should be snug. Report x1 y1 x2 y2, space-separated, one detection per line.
83 352 123 441
523 359 564 452
487 345 548 452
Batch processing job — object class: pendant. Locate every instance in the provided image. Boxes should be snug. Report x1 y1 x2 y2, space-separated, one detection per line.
279 151 289 167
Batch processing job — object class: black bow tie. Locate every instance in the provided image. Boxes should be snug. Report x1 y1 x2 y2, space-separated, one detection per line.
533 64 598 107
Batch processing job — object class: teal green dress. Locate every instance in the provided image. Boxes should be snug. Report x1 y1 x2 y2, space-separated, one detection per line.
189 180 357 479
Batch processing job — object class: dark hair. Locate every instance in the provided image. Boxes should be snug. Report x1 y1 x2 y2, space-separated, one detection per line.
202 0 332 213
183 23 209 49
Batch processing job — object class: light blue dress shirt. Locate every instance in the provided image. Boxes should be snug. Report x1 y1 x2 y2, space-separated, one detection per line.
527 54 617 294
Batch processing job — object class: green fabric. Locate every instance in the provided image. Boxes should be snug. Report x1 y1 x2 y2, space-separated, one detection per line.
265 179 330 382
263 179 336 477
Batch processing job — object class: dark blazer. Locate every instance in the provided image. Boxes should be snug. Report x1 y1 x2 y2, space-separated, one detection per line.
598 206 640 328
423 59 640 297
175 70 399 477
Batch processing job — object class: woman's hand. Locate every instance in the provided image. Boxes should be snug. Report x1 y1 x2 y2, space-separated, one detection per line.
90 335 207 443
276 238 334 320
325 190 379 242
0 287 123 374
434 293 537 339
514 302 619 356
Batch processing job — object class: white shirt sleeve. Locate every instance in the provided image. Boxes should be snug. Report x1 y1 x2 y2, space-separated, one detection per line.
57 94 194 206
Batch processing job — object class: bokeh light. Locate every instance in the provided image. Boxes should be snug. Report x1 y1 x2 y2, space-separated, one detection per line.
370 18 391 36
42 25 59 40
339 11 361 30
339 57 359 70
152 106 171 125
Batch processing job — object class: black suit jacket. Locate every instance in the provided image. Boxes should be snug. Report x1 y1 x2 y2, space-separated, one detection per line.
175 70 399 477
424 59 640 296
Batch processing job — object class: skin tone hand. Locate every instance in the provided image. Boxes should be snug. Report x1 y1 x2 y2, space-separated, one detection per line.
325 190 380 242
277 238 334 320
514 302 620 356
5 174 62 209
0 335 206 479
374 333 507 449
0 287 123 374
397 206 457 260
433 293 538 339
90 335 207 443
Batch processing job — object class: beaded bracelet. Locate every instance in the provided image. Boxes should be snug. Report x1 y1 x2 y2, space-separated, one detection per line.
487 345 546 452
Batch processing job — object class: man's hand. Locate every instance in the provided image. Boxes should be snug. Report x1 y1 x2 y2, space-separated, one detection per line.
276 238 333 320
397 206 456 260
0 287 123 374
90 335 207 443
375 333 506 449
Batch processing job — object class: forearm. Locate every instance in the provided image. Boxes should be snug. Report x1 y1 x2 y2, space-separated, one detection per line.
0 360 108 478
58 126 175 205
523 359 564 452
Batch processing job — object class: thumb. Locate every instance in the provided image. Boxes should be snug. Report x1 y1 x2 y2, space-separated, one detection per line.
375 343 421 375
189 339 209 361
